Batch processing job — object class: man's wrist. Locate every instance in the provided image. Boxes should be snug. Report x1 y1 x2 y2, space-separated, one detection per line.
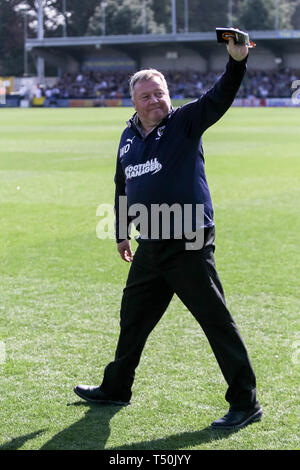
228 53 248 65
117 237 131 244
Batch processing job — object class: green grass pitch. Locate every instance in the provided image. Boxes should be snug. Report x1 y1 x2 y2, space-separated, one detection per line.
0 106 299 450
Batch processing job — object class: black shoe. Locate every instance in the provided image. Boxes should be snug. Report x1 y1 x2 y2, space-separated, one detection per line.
211 407 263 430
74 385 130 406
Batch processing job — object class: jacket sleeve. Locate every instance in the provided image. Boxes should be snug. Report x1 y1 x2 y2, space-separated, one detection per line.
114 150 132 243
180 54 248 138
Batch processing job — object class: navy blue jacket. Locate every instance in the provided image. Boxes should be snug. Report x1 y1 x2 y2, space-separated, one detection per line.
114 55 247 242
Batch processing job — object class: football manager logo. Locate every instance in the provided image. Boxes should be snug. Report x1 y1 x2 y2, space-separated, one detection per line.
125 157 162 179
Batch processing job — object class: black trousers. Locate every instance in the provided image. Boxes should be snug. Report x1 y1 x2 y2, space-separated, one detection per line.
100 227 258 410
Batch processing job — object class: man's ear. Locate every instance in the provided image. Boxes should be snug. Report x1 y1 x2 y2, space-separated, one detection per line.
132 98 136 110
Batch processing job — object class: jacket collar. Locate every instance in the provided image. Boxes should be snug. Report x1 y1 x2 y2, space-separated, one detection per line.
126 107 174 138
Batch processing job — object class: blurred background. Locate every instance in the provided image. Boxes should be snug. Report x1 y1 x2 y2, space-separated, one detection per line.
1 0 300 108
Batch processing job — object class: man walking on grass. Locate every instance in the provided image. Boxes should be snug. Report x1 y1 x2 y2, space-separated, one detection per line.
75 37 263 430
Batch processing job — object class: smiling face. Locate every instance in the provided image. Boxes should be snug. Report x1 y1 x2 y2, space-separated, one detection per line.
131 74 171 132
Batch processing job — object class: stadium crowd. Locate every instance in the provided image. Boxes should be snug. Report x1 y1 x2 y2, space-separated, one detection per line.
41 67 297 101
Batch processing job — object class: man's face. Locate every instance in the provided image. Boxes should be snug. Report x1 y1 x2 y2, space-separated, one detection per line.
132 75 171 130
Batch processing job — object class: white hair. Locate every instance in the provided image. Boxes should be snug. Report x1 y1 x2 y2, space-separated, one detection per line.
129 69 169 98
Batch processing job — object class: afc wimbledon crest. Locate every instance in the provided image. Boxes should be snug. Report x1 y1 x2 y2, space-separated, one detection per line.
156 125 166 139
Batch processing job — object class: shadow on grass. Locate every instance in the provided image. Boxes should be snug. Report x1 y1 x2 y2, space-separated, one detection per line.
107 427 238 451
0 402 122 451
40 401 123 450
0 430 46 450
0 403 238 450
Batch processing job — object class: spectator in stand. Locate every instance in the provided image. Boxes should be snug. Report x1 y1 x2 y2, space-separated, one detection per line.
43 67 298 101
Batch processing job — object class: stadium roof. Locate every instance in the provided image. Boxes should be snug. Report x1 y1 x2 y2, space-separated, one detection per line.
26 29 300 52
26 29 300 79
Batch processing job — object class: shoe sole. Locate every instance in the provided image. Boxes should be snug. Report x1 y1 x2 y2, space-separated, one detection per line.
211 409 263 430
73 387 130 406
